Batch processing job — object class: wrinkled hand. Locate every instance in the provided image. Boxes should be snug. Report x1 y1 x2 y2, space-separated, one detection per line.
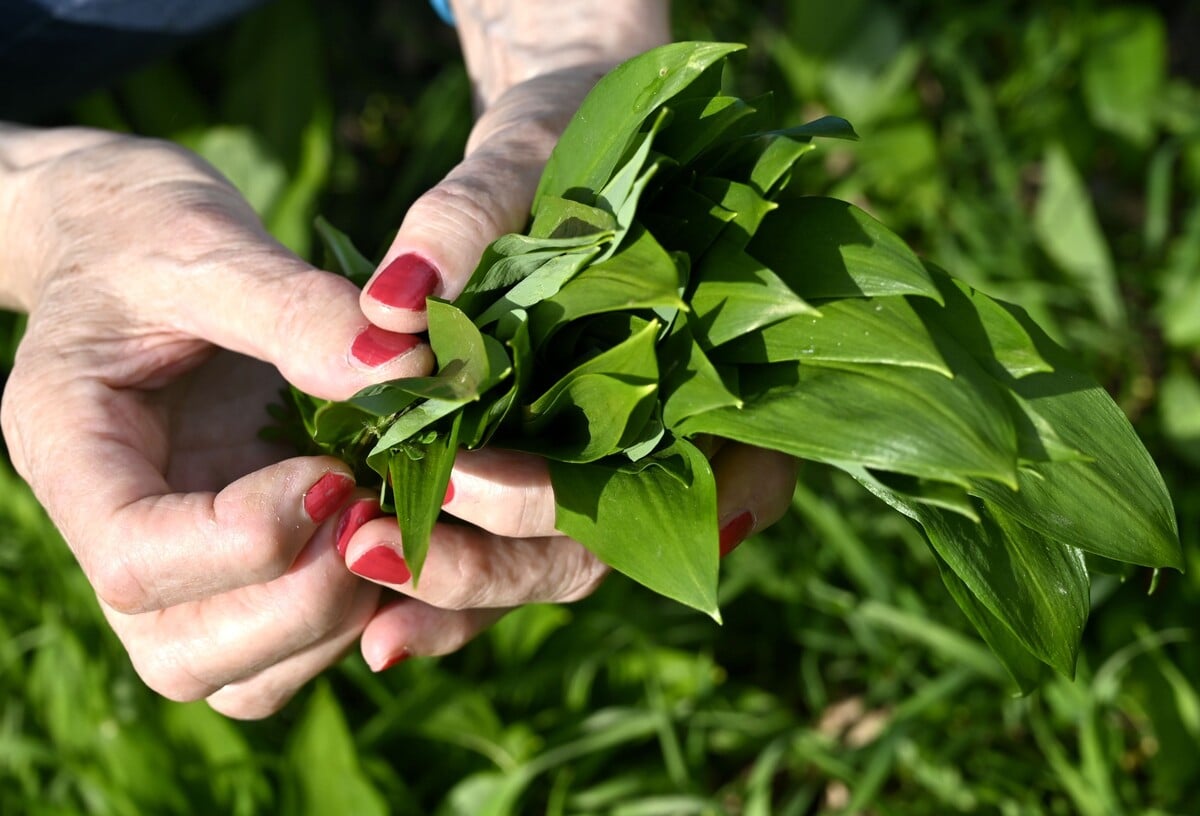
0 2 799 721
339 0 800 668
0 131 446 717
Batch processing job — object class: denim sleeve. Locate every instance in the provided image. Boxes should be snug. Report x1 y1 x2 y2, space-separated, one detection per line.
0 0 270 120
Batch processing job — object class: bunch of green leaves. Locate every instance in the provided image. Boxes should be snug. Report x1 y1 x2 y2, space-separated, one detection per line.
284 42 1181 692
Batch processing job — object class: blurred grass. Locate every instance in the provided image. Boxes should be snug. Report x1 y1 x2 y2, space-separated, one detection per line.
2 0 1199 813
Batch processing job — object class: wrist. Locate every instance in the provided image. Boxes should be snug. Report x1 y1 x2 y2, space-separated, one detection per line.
451 0 671 111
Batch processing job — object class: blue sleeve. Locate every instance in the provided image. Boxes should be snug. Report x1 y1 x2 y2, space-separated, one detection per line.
0 0 270 120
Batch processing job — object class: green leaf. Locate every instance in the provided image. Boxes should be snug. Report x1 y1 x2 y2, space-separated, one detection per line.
529 226 687 347
694 176 778 248
551 439 720 618
456 233 611 319
460 310 534 449
910 502 1089 678
528 196 617 240
314 216 375 286
748 197 942 301
595 108 671 223
679 360 1018 488
689 236 817 349
655 95 760 166
660 319 743 429
917 267 1054 379
475 247 601 328
714 295 950 375
388 416 460 582
642 185 738 258
285 681 388 816
969 363 1182 569
534 41 745 209
1082 8 1165 147
519 319 661 462
704 131 816 197
1033 145 1124 328
931 549 1051 694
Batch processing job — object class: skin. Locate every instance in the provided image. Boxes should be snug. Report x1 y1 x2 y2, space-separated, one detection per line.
0 0 797 720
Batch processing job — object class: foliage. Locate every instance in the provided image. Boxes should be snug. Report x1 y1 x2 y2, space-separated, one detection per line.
2 0 1199 813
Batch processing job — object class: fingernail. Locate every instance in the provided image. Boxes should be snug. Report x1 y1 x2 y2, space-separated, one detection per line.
350 545 413 585
303 472 355 524
373 647 412 673
335 499 384 558
718 511 756 558
443 478 455 506
366 253 440 310
350 324 421 368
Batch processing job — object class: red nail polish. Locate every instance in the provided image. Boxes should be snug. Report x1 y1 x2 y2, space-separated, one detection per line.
718 511 756 558
303 472 354 524
350 325 420 367
443 478 455 506
366 253 440 310
374 647 412 672
350 545 413 585
335 499 383 558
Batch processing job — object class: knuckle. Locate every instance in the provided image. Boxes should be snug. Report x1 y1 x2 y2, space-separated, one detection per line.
88 547 156 614
128 644 212 703
414 174 512 245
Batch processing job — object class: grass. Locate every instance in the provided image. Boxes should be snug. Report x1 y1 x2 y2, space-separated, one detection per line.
2 0 1199 813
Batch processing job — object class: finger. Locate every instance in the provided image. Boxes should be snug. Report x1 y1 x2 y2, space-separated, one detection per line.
57 141 437 399
159 237 434 400
205 608 371 720
711 443 799 557
2 337 365 613
340 517 608 610
442 447 558 538
106 507 382 703
359 597 508 672
361 73 592 334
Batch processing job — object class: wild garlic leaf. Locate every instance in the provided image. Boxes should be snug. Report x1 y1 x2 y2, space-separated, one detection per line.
655 95 759 166
749 197 942 302
528 226 686 347
931 548 1052 694
688 235 818 349
912 500 1090 678
534 41 745 210
659 318 743 429
388 415 460 583
713 295 951 375
679 360 1019 488
550 437 720 618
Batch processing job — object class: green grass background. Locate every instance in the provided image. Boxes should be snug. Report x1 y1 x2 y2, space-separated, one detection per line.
3 1 1200 813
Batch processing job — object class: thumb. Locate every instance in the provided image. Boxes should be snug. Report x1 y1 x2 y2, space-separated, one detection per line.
360 73 595 334
164 244 434 401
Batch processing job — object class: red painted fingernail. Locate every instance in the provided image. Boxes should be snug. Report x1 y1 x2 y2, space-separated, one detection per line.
373 647 412 673
350 545 413 585
303 472 355 524
350 325 421 368
718 511 756 558
335 499 384 558
443 478 455 506
366 253 440 310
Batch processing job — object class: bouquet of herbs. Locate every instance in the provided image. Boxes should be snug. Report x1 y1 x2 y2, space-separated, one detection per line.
281 43 1181 691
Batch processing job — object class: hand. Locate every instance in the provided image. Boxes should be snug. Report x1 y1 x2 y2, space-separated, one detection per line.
0 130 436 718
339 0 800 668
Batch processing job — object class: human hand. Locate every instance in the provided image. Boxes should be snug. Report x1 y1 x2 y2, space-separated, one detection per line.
0 129 439 718
340 0 801 667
